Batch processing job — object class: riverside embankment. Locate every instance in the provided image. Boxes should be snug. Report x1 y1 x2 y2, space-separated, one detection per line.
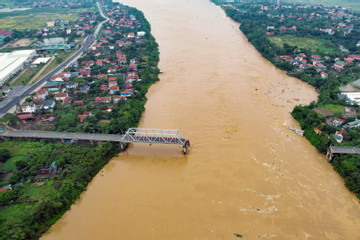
42 0 360 239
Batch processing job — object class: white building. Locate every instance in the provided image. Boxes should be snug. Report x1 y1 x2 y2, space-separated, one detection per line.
21 102 36 113
0 50 36 86
342 92 360 104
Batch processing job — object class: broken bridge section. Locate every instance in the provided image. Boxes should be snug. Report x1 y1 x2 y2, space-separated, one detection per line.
0 128 191 154
121 128 190 154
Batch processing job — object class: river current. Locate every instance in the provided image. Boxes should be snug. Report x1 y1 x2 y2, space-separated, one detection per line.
42 0 360 239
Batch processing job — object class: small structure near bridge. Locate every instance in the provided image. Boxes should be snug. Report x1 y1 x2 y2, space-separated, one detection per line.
326 145 360 163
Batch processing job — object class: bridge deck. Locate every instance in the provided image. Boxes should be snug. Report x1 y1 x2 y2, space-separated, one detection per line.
0 131 123 142
0 129 188 146
330 146 360 155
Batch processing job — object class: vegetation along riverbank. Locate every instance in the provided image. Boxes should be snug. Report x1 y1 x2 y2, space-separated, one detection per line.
212 0 360 199
0 1 160 239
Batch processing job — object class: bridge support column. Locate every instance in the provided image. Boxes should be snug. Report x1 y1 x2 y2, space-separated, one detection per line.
326 148 333 163
119 143 127 151
183 140 190 155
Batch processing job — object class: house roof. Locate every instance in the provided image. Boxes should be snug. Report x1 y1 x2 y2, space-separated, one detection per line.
17 114 35 120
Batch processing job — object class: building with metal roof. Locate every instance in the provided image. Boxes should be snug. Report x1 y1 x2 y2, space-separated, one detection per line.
0 50 36 86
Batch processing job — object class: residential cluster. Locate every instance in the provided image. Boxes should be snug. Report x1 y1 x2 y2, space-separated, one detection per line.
16 3 149 129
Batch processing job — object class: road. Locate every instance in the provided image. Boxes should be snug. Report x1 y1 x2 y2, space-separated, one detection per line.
0 2 108 118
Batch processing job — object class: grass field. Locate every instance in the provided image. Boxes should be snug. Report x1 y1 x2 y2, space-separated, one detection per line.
1 155 31 172
268 35 337 53
283 0 360 11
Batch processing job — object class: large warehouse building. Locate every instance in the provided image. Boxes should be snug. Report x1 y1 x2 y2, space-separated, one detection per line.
0 49 36 86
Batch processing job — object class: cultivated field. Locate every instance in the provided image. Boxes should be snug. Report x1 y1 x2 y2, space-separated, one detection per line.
0 12 78 30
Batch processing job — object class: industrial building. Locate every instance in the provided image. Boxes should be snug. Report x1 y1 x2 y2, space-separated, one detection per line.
0 49 36 86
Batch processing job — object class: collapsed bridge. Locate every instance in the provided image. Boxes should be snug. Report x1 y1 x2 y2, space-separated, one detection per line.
0 128 191 154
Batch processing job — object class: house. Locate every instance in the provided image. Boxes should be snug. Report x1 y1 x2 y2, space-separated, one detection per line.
42 100 55 110
77 114 86 122
333 133 343 143
66 82 77 89
37 88 49 99
311 55 320 60
325 117 345 127
95 97 111 103
74 100 84 106
321 72 328 78
79 85 89 93
347 120 360 128
109 81 117 87
110 85 119 94
100 84 109 91
113 95 126 103
103 105 114 113
17 113 35 121
118 55 127 65
47 21 55 27
0 184 12 192
35 162 61 179
54 93 68 101
62 97 71 105
21 102 36 113
121 89 133 97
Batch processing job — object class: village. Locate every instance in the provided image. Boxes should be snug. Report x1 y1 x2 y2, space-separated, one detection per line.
0 2 153 134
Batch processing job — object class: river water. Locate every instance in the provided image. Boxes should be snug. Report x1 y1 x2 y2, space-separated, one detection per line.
42 0 360 239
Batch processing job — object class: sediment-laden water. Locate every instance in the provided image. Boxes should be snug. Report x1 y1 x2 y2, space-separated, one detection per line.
42 0 360 239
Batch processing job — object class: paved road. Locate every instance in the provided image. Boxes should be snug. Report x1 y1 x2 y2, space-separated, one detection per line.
0 2 108 118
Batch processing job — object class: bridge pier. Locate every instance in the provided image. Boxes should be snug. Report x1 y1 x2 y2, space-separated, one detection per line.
119 143 127 151
183 140 190 155
326 148 333 163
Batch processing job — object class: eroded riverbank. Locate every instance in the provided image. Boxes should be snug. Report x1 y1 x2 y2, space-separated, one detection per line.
42 0 360 239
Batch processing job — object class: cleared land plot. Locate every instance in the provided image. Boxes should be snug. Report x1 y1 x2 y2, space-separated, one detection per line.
268 35 337 53
314 104 345 116
8 38 33 48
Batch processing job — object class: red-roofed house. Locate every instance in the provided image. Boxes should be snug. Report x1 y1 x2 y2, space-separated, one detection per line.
110 85 119 94
121 89 133 97
103 105 114 113
109 81 117 87
62 97 71 105
74 100 84 106
17 113 35 120
321 72 328 78
100 84 109 91
54 93 68 101
95 97 111 103
37 88 49 100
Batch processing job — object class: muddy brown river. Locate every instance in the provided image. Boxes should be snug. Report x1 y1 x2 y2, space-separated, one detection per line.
42 0 360 239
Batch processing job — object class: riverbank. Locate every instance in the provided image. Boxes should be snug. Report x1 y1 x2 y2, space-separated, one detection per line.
0 2 160 239
214 1 360 199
